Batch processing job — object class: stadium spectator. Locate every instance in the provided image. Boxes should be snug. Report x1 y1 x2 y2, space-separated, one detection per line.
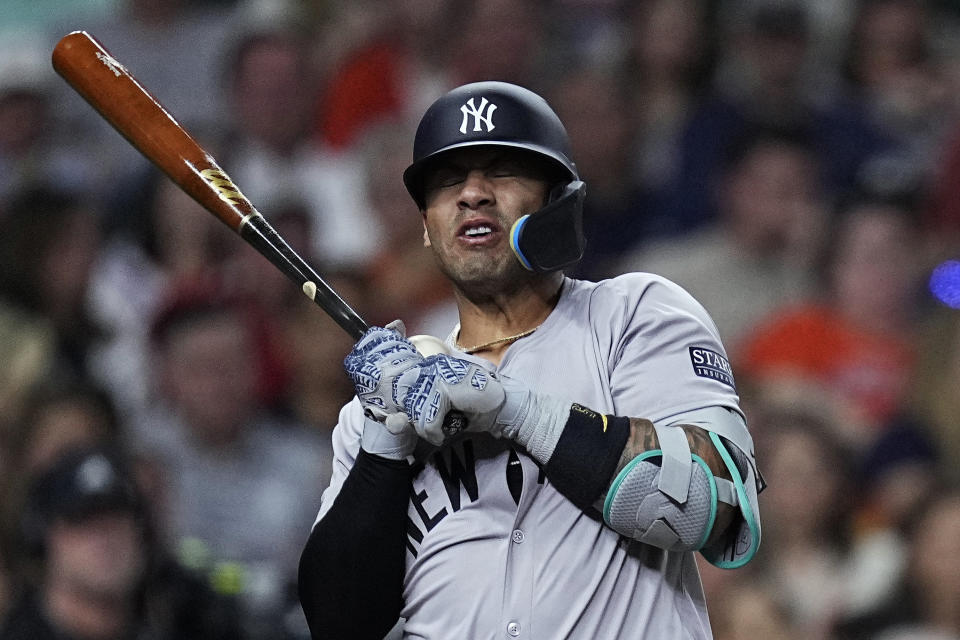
832 491 960 640
619 128 828 348
312 0 452 150
220 27 381 271
738 199 925 449
747 408 856 637
0 189 107 389
549 66 656 279
89 168 235 420
662 1 892 231
0 31 100 203
623 0 718 196
0 380 126 560
135 284 330 637
0 446 242 640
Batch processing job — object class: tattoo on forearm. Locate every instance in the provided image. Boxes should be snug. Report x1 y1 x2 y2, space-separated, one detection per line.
682 426 731 480
610 420 732 489
612 418 659 480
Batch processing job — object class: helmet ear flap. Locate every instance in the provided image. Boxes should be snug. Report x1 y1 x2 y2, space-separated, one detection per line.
510 180 586 273
548 181 567 204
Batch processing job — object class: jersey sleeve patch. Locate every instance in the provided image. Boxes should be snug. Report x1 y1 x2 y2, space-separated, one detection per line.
688 347 736 390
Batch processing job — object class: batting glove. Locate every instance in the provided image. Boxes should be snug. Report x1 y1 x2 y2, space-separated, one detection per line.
360 416 418 461
395 354 571 462
343 321 425 424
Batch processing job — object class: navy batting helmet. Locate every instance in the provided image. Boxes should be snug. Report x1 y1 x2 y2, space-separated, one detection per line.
403 81 586 273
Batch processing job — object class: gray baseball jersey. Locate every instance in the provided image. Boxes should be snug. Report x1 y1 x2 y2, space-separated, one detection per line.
317 273 744 639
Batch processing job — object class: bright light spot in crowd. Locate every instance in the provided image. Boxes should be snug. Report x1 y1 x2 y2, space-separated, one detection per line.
929 260 960 309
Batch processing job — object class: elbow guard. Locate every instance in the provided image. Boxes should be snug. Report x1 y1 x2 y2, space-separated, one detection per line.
603 451 733 552
602 407 761 567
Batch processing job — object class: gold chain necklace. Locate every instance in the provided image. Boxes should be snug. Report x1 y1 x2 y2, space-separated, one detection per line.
455 326 540 354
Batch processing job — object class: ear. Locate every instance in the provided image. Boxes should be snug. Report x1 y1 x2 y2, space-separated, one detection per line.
422 213 431 247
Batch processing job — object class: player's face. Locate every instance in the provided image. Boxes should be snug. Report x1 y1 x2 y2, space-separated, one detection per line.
420 147 551 293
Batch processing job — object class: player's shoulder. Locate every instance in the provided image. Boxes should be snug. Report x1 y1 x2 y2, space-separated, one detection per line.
569 271 705 312
564 272 721 345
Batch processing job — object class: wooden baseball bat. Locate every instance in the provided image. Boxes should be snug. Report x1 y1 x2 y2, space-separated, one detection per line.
51 31 463 432
51 30 369 339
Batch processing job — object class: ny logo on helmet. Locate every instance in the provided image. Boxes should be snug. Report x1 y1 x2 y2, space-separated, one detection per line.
459 97 497 134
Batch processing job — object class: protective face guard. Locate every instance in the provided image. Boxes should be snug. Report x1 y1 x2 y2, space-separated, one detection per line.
510 180 586 273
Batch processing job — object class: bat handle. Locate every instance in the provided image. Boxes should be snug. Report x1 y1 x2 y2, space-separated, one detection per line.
239 213 368 339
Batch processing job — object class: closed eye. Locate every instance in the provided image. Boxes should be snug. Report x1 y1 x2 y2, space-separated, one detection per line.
427 170 466 190
489 161 521 177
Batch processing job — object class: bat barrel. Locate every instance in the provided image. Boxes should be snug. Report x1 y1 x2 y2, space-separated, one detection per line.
52 30 371 340
52 31 253 232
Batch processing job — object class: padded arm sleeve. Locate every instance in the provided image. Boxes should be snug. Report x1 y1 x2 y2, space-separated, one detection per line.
298 449 413 639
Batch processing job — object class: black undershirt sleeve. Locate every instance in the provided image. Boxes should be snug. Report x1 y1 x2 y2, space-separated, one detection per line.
298 449 413 640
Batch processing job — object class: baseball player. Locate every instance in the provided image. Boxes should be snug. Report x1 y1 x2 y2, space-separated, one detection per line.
298 82 763 640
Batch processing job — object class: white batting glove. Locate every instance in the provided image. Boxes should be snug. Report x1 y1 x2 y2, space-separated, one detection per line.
343 321 425 423
360 416 418 461
395 354 571 461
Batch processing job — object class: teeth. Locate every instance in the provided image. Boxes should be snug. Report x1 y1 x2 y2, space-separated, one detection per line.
465 226 492 237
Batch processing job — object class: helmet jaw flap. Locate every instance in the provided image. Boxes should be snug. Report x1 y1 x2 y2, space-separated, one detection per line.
510 180 586 273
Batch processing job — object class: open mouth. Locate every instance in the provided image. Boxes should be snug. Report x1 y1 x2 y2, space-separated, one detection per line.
458 219 500 243
464 225 493 238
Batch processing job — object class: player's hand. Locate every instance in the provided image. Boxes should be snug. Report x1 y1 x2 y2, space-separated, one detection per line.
360 416 418 461
392 354 510 446
393 354 573 457
343 321 425 423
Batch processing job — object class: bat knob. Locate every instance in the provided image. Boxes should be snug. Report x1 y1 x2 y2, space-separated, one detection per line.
408 335 468 439
442 411 468 438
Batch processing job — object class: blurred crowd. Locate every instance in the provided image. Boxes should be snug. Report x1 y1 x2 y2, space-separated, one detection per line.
1 0 960 638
